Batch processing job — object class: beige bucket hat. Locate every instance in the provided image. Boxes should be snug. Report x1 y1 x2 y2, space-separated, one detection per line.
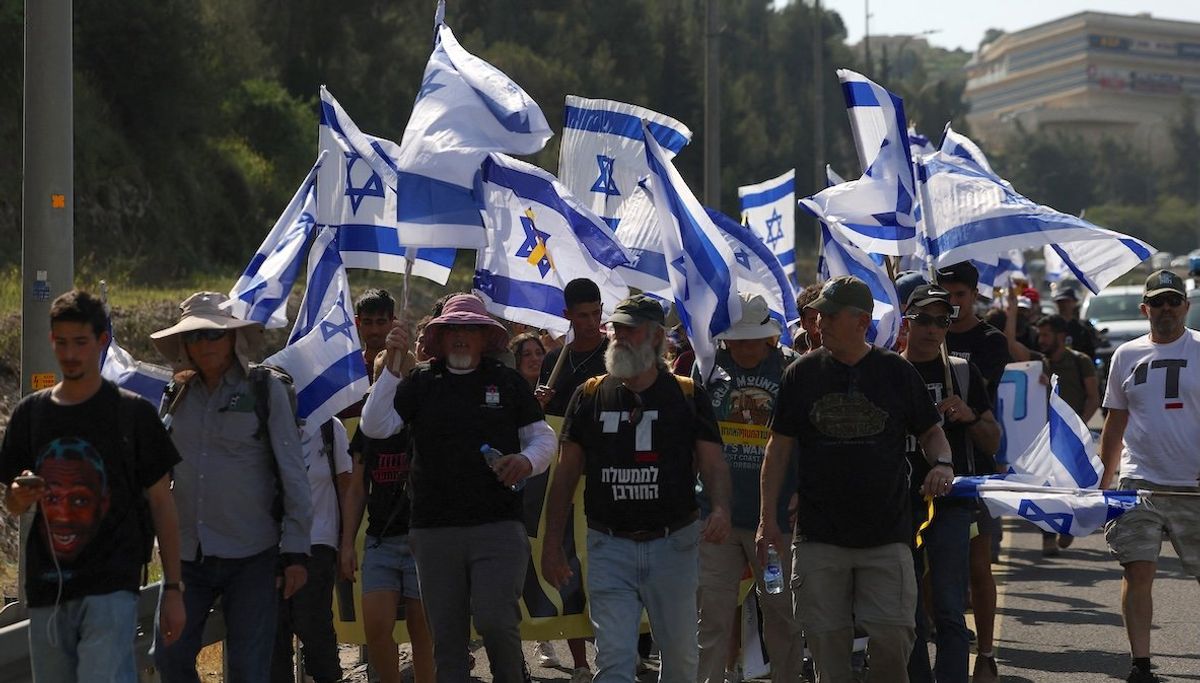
150 291 265 372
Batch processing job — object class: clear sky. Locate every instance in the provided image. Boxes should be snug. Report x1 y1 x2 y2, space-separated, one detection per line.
817 0 1200 52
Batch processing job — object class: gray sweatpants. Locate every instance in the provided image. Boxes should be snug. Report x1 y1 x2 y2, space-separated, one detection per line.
409 520 530 683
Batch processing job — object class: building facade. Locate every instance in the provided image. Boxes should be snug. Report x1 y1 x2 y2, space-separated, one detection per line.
964 12 1200 154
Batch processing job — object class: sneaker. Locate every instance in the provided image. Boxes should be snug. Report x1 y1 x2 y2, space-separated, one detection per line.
1126 666 1164 682
535 641 561 668
973 654 998 683
1042 535 1061 557
570 667 593 683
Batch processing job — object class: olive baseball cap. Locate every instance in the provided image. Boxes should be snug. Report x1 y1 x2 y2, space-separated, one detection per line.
1144 270 1186 299
811 276 874 316
607 294 666 326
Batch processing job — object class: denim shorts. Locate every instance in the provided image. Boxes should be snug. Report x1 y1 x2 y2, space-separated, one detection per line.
362 534 421 599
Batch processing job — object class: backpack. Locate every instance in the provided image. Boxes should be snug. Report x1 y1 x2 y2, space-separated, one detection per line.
582 372 696 419
946 356 978 475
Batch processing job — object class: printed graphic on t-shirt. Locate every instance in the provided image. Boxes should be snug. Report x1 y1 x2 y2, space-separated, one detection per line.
599 409 661 500
36 437 111 565
809 392 887 439
1132 358 1188 409
372 449 411 485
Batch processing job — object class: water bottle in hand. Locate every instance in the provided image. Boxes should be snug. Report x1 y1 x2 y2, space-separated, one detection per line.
480 444 525 491
763 545 784 595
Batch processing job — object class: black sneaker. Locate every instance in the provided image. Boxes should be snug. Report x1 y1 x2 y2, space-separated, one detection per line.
1127 666 1164 682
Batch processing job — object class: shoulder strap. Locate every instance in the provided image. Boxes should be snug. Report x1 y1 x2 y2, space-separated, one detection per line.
583 374 608 396
321 419 343 540
673 374 695 399
948 356 970 399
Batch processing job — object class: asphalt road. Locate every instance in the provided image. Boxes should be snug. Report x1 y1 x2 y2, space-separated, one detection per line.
981 519 1200 682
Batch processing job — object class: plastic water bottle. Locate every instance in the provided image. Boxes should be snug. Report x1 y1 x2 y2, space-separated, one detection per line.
763 546 784 595
481 444 525 491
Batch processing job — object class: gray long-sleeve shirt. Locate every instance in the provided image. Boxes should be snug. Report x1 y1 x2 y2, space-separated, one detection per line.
169 366 312 559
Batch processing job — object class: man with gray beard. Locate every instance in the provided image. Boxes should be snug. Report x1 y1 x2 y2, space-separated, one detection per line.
543 294 732 683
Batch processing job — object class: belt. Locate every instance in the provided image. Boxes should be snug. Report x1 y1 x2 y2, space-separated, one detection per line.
587 511 699 542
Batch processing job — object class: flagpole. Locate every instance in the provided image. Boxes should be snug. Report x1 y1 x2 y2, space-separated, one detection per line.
914 154 956 396
544 323 573 392
390 254 416 375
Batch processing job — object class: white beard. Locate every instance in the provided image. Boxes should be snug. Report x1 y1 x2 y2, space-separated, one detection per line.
605 339 656 379
446 352 475 370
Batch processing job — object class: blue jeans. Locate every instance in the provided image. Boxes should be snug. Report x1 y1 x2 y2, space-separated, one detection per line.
908 503 972 683
586 520 701 683
29 590 139 683
155 547 280 683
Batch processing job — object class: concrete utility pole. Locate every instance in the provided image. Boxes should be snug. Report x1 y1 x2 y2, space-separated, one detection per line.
704 0 722 208
812 0 825 258
19 0 74 610
22 0 74 398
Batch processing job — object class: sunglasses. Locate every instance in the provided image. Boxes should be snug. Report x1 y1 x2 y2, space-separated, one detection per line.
1146 294 1185 308
903 312 952 329
183 328 230 343
624 387 645 427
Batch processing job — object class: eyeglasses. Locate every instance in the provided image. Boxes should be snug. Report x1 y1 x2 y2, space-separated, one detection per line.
183 329 230 343
1146 294 1185 308
903 313 952 329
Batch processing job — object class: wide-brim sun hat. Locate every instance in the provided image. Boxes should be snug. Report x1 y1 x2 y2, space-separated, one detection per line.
150 291 265 372
717 292 781 340
417 294 509 358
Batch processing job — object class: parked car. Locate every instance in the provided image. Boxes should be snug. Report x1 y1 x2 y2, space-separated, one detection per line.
1082 285 1150 391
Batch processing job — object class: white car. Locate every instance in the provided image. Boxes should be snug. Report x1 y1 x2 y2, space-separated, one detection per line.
1082 285 1150 388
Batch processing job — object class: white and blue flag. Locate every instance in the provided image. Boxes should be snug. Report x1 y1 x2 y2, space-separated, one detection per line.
738 169 796 280
970 250 1027 300
707 208 799 347
1044 239 1155 295
318 87 485 259
226 156 322 328
101 337 172 405
811 212 901 349
950 375 1139 536
641 123 741 385
918 149 1148 267
908 126 935 159
557 96 691 297
267 226 370 437
474 154 631 336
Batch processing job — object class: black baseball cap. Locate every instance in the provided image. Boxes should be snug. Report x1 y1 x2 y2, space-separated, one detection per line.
906 284 953 310
811 276 874 315
1144 270 1186 299
935 261 980 290
607 294 666 326
1052 287 1078 302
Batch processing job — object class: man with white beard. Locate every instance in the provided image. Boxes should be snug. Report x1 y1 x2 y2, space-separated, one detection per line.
543 294 732 683
361 294 558 683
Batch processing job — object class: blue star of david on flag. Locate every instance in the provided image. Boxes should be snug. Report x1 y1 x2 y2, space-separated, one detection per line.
763 209 784 247
320 292 356 341
590 155 620 197
343 152 385 214
1018 499 1073 534
734 249 750 269
515 209 554 278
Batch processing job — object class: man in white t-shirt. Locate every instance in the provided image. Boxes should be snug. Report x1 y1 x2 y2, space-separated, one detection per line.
272 420 353 683
1100 269 1200 683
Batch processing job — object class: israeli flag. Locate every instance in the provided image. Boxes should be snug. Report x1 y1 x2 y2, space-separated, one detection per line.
641 122 741 385
948 374 1141 536
101 337 172 405
1044 239 1155 295
835 69 918 254
558 95 692 233
474 154 631 336
706 207 799 347
950 475 1138 537
918 150 1146 267
811 212 901 349
1044 244 1068 283
738 169 796 280
267 226 370 437
969 250 1027 300
226 157 322 329
908 126 935 158
390 23 552 191
612 185 674 299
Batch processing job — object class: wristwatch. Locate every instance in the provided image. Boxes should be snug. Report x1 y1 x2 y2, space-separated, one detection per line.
934 458 954 469
163 581 185 593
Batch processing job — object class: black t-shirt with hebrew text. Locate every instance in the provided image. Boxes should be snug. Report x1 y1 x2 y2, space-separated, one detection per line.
0 382 179 607
562 369 721 532
350 427 412 538
768 347 940 548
